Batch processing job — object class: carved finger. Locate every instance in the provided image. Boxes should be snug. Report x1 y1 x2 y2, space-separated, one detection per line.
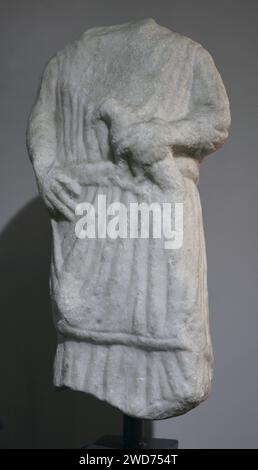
46 193 75 221
52 184 77 213
43 195 55 214
56 174 81 197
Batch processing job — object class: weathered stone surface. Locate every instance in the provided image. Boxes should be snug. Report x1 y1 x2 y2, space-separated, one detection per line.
27 19 230 419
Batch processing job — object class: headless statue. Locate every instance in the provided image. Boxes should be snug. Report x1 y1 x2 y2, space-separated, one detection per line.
27 19 230 419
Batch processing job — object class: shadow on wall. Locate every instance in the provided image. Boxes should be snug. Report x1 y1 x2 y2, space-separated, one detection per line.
0 197 149 449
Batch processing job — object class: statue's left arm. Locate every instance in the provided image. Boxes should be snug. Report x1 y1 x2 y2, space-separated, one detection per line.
170 45 231 159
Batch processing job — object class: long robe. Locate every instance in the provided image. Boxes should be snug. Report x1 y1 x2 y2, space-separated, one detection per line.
27 19 230 419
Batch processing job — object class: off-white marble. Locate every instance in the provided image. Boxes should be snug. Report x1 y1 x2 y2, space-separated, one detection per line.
27 19 230 419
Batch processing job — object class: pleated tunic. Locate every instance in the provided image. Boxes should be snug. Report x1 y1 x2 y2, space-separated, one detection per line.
27 19 230 419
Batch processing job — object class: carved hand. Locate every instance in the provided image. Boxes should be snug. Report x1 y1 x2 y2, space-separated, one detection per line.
38 168 81 221
98 98 184 191
99 98 173 163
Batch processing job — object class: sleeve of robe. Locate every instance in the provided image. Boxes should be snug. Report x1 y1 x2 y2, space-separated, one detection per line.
171 45 231 159
26 56 58 184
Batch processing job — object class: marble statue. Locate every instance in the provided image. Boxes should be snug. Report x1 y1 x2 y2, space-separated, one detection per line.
27 19 230 419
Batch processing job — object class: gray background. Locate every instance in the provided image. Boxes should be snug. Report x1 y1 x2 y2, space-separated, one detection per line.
0 0 257 449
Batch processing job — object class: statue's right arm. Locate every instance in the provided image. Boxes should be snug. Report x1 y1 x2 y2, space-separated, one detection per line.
26 57 81 221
